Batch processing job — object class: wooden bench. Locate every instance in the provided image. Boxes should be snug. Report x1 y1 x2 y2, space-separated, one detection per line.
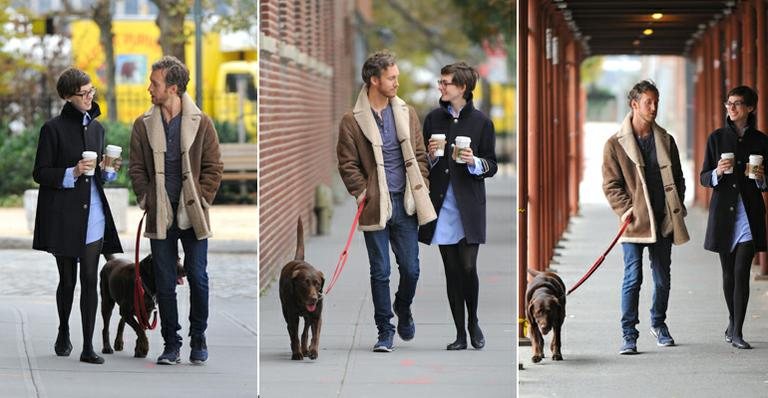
220 143 258 181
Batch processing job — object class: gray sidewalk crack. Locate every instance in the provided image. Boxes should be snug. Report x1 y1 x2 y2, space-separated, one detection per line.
336 291 368 398
14 307 46 398
222 311 257 337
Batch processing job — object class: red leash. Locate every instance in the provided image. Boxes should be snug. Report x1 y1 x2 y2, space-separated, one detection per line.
325 195 366 295
134 210 158 329
566 215 633 296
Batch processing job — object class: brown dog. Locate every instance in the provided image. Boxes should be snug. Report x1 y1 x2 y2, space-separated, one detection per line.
99 254 184 358
526 269 566 363
279 217 325 360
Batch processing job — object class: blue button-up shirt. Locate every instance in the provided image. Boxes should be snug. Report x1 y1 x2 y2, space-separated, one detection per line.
61 112 116 245
373 104 406 193
430 104 485 245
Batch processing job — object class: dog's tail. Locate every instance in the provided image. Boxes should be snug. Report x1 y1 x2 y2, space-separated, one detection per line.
295 216 305 261
103 253 116 262
527 268 542 277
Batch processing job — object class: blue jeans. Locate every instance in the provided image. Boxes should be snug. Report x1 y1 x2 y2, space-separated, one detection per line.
620 236 672 339
363 193 420 335
150 213 209 350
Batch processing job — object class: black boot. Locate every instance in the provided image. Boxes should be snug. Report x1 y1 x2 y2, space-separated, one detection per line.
446 335 467 351
54 329 72 356
80 347 105 364
469 321 485 349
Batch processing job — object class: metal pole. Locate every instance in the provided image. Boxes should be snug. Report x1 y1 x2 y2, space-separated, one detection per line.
194 0 203 107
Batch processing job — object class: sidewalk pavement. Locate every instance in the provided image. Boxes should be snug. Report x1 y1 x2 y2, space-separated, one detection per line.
259 175 516 397
0 205 257 253
0 205 257 397
519 203 768 397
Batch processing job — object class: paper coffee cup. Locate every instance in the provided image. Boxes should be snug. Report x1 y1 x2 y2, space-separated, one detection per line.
104 145 122 172
721 152 734 174
81 151 97 176
749 154 763 179
431 134 446 157
453 136 471 164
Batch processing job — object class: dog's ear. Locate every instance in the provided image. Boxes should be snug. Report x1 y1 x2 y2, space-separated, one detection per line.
318 271 325 290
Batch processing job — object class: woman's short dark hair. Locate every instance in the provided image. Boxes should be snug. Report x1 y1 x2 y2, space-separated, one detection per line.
726 85 758 108
627 79 659 106
56 68 91 99
362 51 397 87
151 55 190 95
441 62 479 100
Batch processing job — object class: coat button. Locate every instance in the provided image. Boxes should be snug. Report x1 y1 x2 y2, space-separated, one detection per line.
439 194 444 198
730 206 734 211
85 178 89 183
444 169 449 174
673 208 680 214
414 184 422 190
732 184 736 188
186 200 195 206
405 161 413 168
664 187 673 192
83 204 88 209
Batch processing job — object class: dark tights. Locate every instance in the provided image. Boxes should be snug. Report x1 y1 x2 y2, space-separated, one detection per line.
55 239 102 351
718 241 754 339
439 239 480 339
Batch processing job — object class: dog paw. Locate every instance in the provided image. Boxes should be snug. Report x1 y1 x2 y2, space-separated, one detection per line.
291 352 304 360
308 350 318 360
114 340 124 352
102 347 114 354
532 354 543 363
552 353 563 361
134 350 148 358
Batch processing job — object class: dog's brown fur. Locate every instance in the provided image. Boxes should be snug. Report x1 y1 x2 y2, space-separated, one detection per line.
526 269 566 363
99 254 184 358
279 217 325 360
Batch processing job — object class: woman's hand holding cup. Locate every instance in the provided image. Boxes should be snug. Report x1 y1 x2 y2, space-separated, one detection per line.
717 153 734 176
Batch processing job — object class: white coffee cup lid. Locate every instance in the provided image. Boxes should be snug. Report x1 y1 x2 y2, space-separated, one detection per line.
455 136 471 144
721 152 734 158
432 134 446 139
82 151 97 159
106 144 122 152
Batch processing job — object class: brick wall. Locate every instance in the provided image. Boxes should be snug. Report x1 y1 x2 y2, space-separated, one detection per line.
259 0 357 289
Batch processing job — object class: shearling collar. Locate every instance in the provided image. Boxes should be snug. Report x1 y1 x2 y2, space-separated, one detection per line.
141 93 202 153
616 111 671 168
352 86 411 146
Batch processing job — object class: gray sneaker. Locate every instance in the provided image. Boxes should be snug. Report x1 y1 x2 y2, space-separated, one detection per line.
619 337 638 355
650 325 675 347
156 346 181 365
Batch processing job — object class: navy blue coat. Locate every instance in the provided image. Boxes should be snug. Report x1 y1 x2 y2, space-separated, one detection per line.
418 100 497 245
700 114 768 253
32 101 123 257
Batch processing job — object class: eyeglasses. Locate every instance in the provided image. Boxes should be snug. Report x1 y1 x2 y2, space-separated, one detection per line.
437 79 455 87
724 100 745 108
74 88 96 98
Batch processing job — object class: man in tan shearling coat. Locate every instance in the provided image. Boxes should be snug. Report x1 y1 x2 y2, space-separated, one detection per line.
129 56 223 365
602 80 688 356
337 51 436 352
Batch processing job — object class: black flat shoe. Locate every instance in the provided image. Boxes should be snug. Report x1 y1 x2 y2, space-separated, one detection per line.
731 337 752 350
80 351 105 364
724 329 732 344
446 338 467 351
54 332 72 357
469 324 485 349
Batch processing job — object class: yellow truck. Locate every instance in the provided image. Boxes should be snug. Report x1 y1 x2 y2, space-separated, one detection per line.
70 19 257 141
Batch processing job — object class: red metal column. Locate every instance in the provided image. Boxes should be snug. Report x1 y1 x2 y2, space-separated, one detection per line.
742 1 756 87
517 0 530 340
755 0 768 279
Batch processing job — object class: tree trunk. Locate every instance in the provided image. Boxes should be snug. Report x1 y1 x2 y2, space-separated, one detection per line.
152 0 190 63
92 0 117 122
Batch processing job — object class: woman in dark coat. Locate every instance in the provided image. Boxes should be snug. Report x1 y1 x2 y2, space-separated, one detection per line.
700 85 768 349
418 62 497 350
32 68 123 364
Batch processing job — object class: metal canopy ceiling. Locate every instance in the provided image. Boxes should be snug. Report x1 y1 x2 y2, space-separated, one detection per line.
556 0 737 55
